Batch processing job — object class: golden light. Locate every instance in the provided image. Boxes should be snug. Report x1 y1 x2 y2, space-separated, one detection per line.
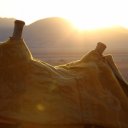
69 18 116 30
0 0 128 30
62 0 122 30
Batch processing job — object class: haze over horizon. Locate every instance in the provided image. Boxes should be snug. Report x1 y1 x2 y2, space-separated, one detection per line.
0 0 128 30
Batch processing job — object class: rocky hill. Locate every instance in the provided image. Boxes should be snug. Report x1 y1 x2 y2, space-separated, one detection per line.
0 17 128 52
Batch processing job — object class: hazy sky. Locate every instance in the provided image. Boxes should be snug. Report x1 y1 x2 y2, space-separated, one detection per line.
0 0 128 29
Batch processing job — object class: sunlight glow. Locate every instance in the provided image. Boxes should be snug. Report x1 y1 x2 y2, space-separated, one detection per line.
36 104 45 111
69 18 117 30
0 0 128 30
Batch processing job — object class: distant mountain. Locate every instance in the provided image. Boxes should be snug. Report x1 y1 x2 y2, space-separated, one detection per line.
0 18 15 41
0 17 128 52
24 17 77 50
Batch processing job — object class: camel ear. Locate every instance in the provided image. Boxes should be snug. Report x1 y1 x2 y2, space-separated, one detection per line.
0 20 32 65
11 20 25 40
80 42 107 63
95 42 107 55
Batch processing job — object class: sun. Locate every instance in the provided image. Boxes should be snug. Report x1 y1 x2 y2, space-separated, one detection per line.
71 20 101 30
67 17 117 31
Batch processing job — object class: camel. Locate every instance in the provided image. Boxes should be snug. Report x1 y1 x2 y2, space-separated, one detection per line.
0 20 128 128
